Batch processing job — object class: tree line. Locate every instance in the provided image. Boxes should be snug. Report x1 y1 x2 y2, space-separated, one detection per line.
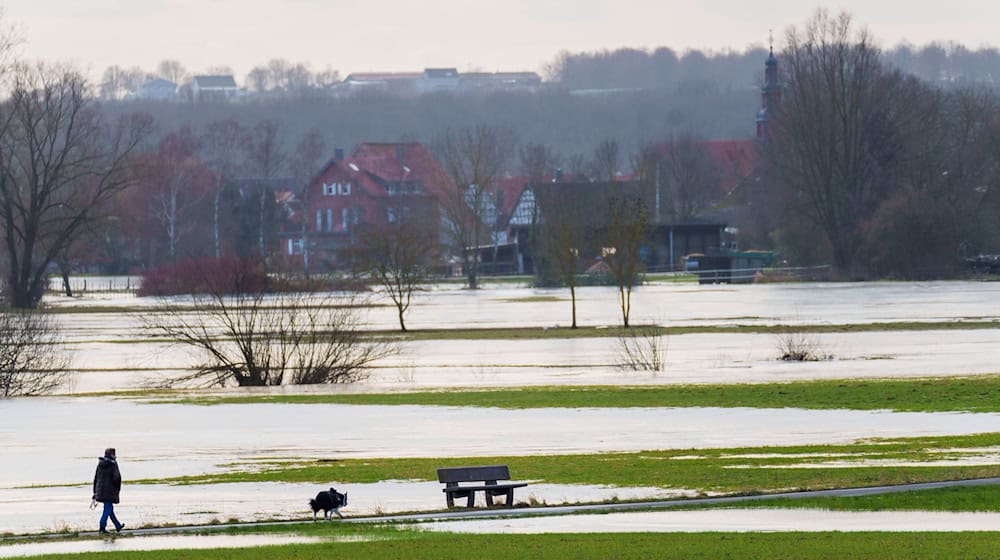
547 41 1000 91
743 10 1000 279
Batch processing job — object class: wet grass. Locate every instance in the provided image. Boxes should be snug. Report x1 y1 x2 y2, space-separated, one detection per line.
390 320 1000 341
161 375 1000 413
47 319 1000 346
15 531 1000 559
499 296 564 303
685 484 1000 512
137 433 1000 495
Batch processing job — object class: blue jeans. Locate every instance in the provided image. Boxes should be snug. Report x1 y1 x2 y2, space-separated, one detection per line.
99 501 122 532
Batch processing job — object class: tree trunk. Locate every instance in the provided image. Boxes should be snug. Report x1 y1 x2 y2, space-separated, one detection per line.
397 305 407 332
620 286 630 328
59 264 73 297
570 284 577 329
214 177 222 258
465 251 478 290
258 187 266 256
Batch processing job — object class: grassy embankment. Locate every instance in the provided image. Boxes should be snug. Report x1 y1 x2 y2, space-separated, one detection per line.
134 433 1000 493
161 375 1000 413
15 529 1000 560
680 484 1000 513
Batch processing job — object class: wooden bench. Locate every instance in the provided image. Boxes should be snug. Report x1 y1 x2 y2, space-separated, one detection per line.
437 465 528 508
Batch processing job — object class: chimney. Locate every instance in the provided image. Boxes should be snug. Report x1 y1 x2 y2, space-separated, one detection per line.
554 168 563 182
395 146 405 163
334 148 345 161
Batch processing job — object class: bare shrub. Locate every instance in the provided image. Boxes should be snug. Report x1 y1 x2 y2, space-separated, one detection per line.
145 264 397 387
615 323 667 373
0 309 70 397
775 331 831 361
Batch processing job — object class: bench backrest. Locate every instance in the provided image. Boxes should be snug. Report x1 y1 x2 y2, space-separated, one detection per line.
438 465 511 484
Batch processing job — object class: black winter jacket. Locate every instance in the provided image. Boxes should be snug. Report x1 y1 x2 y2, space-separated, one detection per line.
92 456 122 503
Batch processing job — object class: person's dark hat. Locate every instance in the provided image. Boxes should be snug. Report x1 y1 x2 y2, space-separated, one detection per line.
104 448 116 458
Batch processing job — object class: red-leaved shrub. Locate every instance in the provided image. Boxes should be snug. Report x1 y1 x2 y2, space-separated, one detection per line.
138 256 267 296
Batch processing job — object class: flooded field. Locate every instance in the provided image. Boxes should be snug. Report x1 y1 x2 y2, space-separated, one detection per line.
3 281 999 536
4 397 1000 533
47 280 1000 330
39 280 1000 393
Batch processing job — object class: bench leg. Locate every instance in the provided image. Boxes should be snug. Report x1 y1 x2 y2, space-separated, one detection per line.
506 489 514 506
467 491 476 508
446 494 454 508
485 492 494 507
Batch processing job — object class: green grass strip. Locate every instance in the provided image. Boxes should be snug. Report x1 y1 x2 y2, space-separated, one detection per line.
687 484 1000 513
161 376 1000 413
17 532 1000 560
390 320 1000 341
138 433 1000 492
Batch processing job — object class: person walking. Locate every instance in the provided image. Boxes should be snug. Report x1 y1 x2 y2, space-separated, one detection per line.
92 447 125 534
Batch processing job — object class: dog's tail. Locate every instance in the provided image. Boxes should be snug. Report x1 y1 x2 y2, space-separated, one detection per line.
308 499 317 510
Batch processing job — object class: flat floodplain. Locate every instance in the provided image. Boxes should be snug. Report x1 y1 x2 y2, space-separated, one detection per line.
6 280 1000 546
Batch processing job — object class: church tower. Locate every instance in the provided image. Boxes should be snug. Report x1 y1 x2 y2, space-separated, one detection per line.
755 39 781 140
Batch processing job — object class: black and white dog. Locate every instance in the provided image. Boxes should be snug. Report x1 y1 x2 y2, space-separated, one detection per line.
309 488 348 520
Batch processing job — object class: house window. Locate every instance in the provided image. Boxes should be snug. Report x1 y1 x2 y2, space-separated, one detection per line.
326 208 334 232
342 208 349 231
341 183 351 195
316 209 323 231
288 239 303 255
323 183 336 196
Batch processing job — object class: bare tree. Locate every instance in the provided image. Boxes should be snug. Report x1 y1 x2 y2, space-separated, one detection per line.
434 125 515 289
356 216 435 331
149 128 203 262
616 323 667 373
769 10 930 276
287 128 326 275
156 59 187 84
147 260 395 387
0 64 154 308
314 67 341 90
519 142 560 181
604 191 648 328
642 133 723 222
99 65 127 100
590 139 622 183
242 120 286 257
200 119 245 258
535 186 586 328
0 309 69 397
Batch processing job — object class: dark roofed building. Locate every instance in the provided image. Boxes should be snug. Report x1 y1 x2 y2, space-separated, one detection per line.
191 75 240 102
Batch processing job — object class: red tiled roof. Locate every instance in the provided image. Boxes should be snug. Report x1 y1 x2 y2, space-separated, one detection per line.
494 177 528 217
352 142 454 197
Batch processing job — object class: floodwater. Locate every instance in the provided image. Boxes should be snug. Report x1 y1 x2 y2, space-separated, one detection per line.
5 398 1000 533
43 280 1000 393
421 508 1000 533
0 534 325 558
5 281 998 536
63 329 1000 393
47 280 1000 330
0 481 686 535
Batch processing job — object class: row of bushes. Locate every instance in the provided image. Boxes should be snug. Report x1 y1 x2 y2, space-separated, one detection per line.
138 256 370 296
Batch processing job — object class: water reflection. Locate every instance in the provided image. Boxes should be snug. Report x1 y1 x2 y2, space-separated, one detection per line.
422 508 1000 533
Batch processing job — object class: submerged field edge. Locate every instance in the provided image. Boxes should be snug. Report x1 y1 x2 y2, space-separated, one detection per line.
148 375 1000 413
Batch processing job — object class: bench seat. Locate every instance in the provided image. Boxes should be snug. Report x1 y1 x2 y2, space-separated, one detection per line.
438 465 529 508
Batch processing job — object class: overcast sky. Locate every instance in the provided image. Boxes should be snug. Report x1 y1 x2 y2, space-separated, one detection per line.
5 1 997 80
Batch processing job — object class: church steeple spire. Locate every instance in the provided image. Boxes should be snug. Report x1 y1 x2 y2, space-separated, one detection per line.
756 32 781 140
